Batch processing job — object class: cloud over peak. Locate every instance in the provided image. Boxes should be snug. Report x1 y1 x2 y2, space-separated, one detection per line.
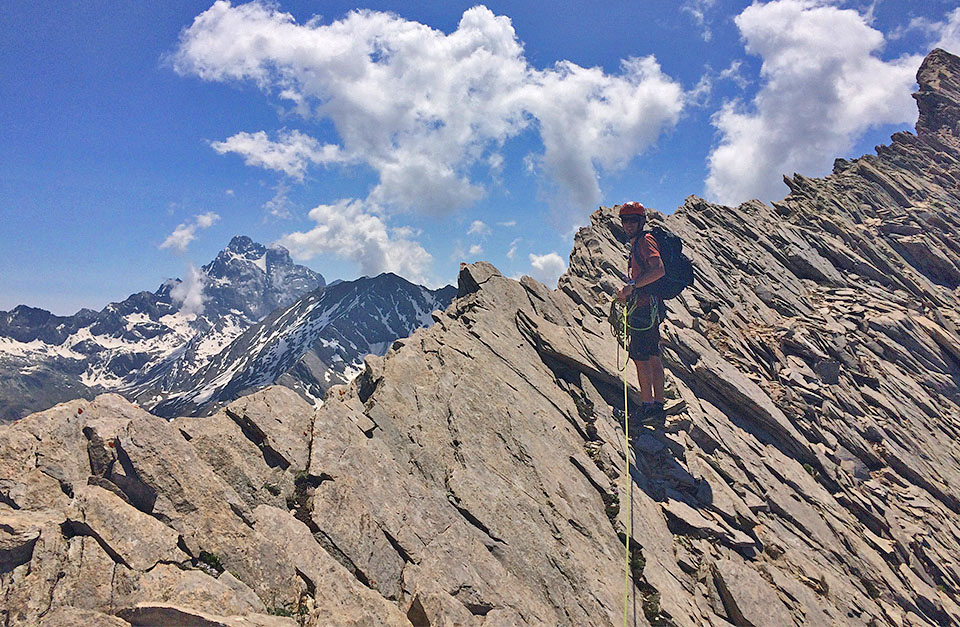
705 0 923 206
276 199 433 285
160 212 220 252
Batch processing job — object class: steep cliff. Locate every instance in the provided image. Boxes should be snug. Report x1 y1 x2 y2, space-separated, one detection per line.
3 49 960 626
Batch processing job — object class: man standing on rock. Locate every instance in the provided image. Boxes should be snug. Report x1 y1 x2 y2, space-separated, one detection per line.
616 202 667 424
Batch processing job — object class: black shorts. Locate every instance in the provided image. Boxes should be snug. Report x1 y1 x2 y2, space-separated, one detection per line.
628 302 662 361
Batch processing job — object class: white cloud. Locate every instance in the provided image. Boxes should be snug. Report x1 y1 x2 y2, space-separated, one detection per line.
173 2 685 219
718 60 750 89
195 212 218 229
528 252 566 287
521 55 685 217
498 220 517 228
160 212 221 252
933 8 960 53
264 181 294 219
467 220 491 237
506 237 520 260
682 0 718 42
211 129 346 180
277 198 433 283
170 263 207 317
468 244 483 256
704 0 924 206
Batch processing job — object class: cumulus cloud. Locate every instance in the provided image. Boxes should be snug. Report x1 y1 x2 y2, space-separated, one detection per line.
705 0 924 206
467 220 491 237
523 56 685 216
211 129 346 180
468 244 484 256
172 2 685 218
276 199 432 283
160 212 220 252
528 252 566 287
171 263 207 317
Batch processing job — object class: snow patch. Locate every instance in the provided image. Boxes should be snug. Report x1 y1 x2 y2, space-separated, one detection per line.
0 336 85 360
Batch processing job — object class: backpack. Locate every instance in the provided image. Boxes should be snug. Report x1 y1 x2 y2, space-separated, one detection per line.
631 226 694 299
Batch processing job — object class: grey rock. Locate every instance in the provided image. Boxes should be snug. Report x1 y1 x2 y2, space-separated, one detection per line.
116 603 297 627
38 607 131 626
711 558 792 627
67 484 187 571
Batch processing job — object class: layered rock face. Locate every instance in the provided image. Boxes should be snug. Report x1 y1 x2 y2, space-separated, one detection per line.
3 49 960 626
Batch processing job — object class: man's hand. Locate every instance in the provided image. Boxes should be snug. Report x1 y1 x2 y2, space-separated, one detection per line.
616 284 635 302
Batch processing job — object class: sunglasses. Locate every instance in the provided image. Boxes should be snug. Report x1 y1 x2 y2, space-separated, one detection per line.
620 216 643 224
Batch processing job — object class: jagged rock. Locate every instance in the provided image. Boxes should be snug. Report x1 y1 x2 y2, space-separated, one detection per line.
116 603 297 627
109 410 303 608
0 507 64 573
223 387 313 472
38 607 130 626
171 408 292 511
251 505 409 625
711 558 792 627
67 485 187 571
123 565 267 616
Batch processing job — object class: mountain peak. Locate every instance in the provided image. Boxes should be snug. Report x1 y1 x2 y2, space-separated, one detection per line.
226 235 260 255
914 47 960 137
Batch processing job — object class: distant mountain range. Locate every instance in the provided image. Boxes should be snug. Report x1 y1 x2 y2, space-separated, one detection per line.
0 236 454 421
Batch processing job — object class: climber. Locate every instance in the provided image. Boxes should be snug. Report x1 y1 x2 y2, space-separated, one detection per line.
615 202 667 424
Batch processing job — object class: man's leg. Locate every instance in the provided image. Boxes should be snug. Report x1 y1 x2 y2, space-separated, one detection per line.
634 358 653 402
650 355 665 403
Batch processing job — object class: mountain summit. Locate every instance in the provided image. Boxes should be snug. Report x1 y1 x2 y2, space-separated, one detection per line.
200 236 324 321
2 49 960 625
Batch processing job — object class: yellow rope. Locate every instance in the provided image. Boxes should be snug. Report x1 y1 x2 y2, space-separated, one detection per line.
622 301 632 627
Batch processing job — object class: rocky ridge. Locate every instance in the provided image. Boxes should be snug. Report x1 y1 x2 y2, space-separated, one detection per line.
2 48 960 626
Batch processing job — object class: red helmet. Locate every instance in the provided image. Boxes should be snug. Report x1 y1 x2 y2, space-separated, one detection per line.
618 202 646 218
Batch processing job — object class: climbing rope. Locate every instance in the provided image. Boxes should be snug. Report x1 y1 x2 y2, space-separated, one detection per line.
622 300 632 627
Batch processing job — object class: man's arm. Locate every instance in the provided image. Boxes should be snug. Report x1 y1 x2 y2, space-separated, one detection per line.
633 256 665 288
618 256 664 300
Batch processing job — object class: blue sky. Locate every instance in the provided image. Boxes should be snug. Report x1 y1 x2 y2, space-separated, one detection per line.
2 0 959 315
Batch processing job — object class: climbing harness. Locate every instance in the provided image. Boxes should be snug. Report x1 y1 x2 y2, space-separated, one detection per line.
609 296 661 372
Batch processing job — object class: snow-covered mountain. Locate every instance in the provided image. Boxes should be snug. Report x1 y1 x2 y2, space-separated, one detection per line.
146 273 457 417
0 236 324 421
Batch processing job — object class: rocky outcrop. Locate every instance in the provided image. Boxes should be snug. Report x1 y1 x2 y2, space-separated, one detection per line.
2 48 960 625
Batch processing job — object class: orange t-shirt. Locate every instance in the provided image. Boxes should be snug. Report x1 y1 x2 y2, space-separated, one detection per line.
628 232 661 306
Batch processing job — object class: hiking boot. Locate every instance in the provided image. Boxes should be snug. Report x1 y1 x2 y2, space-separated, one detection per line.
640 403 666 427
